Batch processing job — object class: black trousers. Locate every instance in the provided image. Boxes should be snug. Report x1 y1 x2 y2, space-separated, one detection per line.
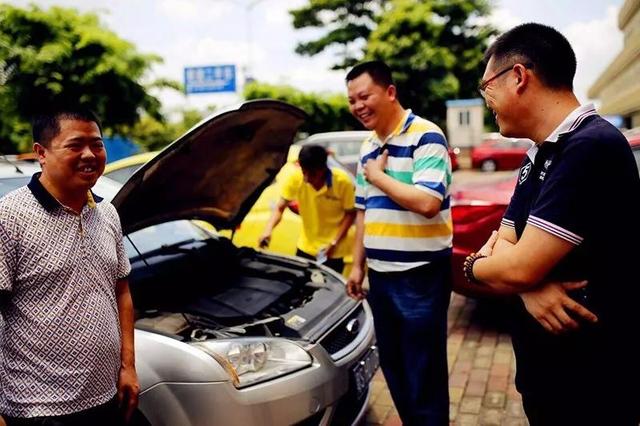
295 249 344 274
522 390 640 426
3 397 124 426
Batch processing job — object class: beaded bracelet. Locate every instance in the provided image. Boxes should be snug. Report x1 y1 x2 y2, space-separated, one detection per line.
463 252 487 284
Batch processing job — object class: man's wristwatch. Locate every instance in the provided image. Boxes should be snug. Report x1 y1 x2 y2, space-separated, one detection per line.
463 252 486 284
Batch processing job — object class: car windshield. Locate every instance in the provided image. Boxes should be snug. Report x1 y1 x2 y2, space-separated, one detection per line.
0 176 30 197
105 164 143 184
124 220 214 258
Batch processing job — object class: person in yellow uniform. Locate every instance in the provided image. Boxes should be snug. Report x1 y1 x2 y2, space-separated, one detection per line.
259 144 356 273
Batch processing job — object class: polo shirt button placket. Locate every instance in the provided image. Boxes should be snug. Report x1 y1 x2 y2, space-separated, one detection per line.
80 210 89 260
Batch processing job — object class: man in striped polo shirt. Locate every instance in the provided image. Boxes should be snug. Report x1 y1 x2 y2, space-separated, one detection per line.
345 60 452 425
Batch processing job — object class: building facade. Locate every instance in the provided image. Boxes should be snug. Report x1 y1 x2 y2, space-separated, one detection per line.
588 0 640 129
445 98 485 148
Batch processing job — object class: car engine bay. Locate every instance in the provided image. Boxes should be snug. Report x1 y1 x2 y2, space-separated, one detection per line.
129 236 355 343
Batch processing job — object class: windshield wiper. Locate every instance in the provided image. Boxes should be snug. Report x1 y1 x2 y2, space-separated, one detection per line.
129 238 200 263
0 152 23 174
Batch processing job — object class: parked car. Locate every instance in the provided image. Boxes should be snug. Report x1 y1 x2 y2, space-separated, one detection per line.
450 173 516 288
452 130 640 288
471 134 533 172
298 130 459 175
623 128 640 173
1 101 378 426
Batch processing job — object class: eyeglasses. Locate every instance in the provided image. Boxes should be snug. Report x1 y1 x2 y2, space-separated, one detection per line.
478 62 533 98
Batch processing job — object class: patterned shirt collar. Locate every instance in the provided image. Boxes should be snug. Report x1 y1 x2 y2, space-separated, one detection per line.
27 172 103 212
527 103 598 162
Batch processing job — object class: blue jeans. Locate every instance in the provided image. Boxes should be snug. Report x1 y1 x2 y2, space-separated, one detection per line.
367 260 451 426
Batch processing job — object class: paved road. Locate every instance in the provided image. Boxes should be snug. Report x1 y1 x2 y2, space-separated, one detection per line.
363 294 529 425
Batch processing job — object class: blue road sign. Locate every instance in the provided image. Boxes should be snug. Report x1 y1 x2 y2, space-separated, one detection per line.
184 65 236 94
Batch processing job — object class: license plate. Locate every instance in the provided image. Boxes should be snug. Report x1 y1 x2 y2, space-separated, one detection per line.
352 345 379 398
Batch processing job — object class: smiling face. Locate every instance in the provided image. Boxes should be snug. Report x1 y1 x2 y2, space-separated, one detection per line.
481 56 534 139
481 57 518 137
347 72 396 134
35 118 106 199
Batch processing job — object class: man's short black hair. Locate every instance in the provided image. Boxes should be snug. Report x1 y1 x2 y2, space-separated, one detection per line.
346 60 394 88
484 23 576 91
32 108 102 148
298 144 328 171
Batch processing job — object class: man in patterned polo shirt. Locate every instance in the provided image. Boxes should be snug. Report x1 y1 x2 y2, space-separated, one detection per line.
345 60 453 425
0 108 138 425
465 23 640 424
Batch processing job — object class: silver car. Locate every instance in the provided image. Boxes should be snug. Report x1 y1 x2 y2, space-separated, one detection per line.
296 131 369 176
114 100 378 425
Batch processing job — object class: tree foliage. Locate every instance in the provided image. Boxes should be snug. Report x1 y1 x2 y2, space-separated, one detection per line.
290 0 496 128
128 108 207 152
243 81 361 136
0 4 173 152
366 0 496 127
290 0 387 70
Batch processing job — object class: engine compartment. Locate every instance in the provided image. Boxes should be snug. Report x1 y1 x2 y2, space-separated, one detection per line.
128 236 355 343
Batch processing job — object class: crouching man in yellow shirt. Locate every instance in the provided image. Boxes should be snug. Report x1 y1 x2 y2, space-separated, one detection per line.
259 145 356 274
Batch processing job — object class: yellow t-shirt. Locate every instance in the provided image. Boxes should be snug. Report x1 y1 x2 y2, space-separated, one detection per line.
281 167 355 258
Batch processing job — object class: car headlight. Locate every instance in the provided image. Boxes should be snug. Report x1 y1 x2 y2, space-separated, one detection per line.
192 338 312 388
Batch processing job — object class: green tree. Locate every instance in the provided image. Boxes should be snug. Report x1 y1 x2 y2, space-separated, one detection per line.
366 0 496 127
243 81 361 135
290 0 495 128
129 108 207 152
290 0 388 70
0 4 174 152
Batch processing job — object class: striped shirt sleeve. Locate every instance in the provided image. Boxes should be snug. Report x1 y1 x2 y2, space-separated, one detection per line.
412 132 451 201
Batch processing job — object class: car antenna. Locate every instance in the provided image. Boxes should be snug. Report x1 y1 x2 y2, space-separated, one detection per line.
0 151 24 174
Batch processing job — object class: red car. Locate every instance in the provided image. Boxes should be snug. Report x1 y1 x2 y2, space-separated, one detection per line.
452 131 640 288
449 147 460 172
451 174 516 288
626 130 640 170
471 135 532 172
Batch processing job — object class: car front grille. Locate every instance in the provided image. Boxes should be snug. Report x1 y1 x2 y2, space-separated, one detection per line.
318 305 366 356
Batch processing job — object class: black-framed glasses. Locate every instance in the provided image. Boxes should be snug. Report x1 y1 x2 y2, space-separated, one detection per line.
478 62 533 98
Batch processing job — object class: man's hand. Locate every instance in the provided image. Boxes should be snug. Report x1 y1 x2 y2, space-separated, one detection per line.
325 241 337 259
258 233 271 249
363 149 388 185
520 281 598 334
346 266 366 300
118 365 140 423
478 231 499 257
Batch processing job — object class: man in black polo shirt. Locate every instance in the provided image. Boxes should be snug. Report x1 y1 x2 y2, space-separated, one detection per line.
460 23 640 425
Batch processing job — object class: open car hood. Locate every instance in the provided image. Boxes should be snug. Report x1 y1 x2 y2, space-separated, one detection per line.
112 100 307 234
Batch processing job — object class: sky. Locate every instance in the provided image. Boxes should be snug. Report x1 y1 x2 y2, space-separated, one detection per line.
6 0 626 116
